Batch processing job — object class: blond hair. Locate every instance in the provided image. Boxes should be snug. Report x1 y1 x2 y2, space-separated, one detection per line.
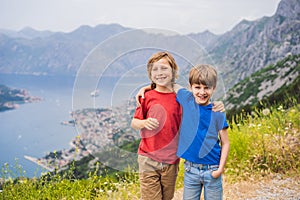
189 64 217 89
147 51 179 89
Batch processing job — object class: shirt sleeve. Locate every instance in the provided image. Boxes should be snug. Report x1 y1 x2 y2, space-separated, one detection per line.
216 112 229 130
176 88 190 104
133 97 146 120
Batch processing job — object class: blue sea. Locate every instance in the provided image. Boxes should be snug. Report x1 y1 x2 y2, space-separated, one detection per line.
0 74 149 177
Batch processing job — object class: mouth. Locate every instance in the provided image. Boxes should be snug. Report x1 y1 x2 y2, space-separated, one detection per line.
155 76 167 81
196 95 209 101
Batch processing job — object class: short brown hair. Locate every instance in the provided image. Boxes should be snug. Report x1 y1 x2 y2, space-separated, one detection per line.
189 64 217 89
147 52 179 88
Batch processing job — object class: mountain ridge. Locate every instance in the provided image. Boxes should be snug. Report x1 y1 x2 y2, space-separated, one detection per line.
0 0 299 100
203 0 300 88
224 54 300 111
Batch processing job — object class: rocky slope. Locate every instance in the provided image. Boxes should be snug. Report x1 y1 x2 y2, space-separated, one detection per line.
224 54 300 110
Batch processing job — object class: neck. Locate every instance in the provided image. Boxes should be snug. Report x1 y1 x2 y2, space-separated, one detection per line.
155 85 173 93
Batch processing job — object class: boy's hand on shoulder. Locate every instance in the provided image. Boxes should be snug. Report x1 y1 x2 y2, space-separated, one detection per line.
212 101 225 112
135 85 151 107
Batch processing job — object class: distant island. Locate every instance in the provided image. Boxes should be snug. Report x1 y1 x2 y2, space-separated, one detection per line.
0 84 42 112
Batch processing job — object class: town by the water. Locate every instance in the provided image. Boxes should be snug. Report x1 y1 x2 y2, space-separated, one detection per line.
25 99 139 172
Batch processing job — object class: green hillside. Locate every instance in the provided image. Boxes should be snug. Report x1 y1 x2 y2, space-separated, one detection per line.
225 54 300 120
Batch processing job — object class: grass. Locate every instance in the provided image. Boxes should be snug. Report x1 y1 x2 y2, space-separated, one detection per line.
226 103 300 181
1 102 299 199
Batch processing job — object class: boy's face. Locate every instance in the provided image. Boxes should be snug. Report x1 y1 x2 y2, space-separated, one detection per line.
191 83 215 106
151 58 173 88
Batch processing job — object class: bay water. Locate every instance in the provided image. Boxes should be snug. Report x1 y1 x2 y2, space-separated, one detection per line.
0 74 148 177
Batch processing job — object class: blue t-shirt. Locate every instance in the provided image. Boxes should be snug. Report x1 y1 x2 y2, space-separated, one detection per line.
176 88 228 165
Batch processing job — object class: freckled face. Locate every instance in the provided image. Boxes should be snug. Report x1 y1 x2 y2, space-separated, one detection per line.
191 83 215 105
150 58 173 89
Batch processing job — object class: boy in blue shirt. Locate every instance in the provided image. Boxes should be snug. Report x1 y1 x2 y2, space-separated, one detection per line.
173 64 229 200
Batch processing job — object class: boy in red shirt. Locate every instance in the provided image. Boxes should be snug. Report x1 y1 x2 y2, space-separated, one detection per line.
131 52 181 200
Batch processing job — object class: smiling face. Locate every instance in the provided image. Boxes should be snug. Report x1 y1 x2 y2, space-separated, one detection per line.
191 83 215 105
188 64 217 105
147 52 178 91
150 58 173 92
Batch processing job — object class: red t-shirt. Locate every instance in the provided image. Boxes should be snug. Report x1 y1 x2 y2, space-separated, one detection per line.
134 90 182 164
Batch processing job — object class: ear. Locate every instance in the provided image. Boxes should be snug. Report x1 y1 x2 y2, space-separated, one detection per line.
212 87 217 93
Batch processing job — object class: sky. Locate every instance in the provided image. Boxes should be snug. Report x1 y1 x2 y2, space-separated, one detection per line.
0 0 281 35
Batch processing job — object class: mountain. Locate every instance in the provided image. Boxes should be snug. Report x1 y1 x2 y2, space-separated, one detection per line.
224 54 300 113
0 27 55 39
200 0 300 88
0 24 131 75
0 0 299 90
187 30 219 49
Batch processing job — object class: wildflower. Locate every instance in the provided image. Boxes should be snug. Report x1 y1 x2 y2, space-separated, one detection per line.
277 105 284 111
262 108 270 116
249 123 256 127
257 124 262 129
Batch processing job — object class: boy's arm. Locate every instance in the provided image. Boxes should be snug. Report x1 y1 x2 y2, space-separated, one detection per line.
212 128 230 178
135 85 151 107
135 83 184 106
135 84 225 112
173 83 183 93
131 117 159 130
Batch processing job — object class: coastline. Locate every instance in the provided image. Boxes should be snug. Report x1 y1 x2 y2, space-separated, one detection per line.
24 155 54 172
0 84 42 112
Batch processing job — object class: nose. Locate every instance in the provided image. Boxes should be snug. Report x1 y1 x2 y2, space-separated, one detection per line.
154 68 163 76
157 68 163 74
198 88 205 94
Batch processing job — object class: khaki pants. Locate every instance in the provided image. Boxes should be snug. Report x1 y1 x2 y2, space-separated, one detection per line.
138 155 179 200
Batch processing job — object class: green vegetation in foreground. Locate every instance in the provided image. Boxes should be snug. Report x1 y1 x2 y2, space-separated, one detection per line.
1 102 299 199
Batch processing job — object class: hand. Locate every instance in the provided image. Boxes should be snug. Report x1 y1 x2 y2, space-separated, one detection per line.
143 118 159 130
135 86 151 107
212 101 225 112
211 169 222 178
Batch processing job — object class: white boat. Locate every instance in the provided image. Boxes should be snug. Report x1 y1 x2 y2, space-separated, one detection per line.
90 89 100 97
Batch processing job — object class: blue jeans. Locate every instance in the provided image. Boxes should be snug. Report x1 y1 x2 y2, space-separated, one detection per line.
183 161 223 200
